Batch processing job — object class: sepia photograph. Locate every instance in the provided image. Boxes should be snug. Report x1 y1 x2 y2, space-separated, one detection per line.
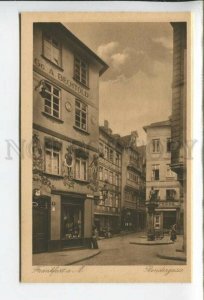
21 12 192 283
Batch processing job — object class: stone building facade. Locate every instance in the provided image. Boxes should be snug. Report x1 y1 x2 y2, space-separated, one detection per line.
119 132 146 231
32 23 108 253
93 121 122 235
144 120 183 233
170 22 187 249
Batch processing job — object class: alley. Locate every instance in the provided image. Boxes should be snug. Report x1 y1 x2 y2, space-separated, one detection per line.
74 232 185 266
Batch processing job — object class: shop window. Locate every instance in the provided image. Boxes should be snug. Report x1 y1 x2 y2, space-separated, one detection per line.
152 139 160 153
75 157 87 181
167 138 171 152
62 204 82 240
43 82 60 119
43 33 62 67
45 140 61 175
74 57 89 87
152 164 160 180
75 99 87 131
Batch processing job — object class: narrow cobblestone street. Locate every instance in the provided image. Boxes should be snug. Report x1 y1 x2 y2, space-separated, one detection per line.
74 232 185 266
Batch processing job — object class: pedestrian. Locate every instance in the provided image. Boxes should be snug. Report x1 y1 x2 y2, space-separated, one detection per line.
170 224 177 242
90 226 99 249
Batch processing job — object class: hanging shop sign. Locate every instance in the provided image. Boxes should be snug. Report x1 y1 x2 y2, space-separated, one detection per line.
34 58 89 98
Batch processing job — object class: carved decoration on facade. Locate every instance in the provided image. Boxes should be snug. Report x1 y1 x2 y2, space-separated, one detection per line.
88 154 99 192
62 144 75 188
32 133 55 190
33 133 43 172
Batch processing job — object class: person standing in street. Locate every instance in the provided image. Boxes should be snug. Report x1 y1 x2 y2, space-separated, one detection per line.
90 226 99 249
170 223 177 242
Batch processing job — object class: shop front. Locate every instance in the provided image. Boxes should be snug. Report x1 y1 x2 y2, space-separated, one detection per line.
94 214 120 236
61 196 84 248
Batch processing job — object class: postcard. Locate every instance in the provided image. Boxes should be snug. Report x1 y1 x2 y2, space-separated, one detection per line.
20 12 192 283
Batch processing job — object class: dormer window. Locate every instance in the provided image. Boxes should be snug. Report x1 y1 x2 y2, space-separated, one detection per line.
74 57 89 87
43 33 62 67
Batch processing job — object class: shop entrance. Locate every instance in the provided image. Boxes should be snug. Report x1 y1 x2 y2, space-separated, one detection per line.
32 197 50 253
163 211 177 231
61 196 84 248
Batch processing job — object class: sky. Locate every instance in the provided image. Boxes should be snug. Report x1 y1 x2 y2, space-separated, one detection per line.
65 22 173 144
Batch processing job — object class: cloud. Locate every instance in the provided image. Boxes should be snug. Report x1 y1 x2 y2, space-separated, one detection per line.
111 52 129 70
97 41 119 62
152 37 173 50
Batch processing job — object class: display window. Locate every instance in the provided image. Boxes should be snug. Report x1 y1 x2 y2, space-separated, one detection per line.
61 204 83 240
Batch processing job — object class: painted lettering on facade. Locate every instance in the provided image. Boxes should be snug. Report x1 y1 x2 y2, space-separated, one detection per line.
34 58 89 98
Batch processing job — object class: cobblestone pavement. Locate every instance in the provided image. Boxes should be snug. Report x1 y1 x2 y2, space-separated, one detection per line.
74 232 186 265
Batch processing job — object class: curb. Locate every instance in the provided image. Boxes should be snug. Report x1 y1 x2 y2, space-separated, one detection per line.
157 253 186 262
130 241 173 246
66 250 101 265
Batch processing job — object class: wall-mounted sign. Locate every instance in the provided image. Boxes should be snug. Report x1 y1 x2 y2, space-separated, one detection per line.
65 101 72 112
34 58 89 98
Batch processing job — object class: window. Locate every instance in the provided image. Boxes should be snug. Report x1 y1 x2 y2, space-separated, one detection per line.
74 57 89 86
104 169 108 181
115 153 120 166
99 166 103 181
109 149 114 162
104 146 109 160
99 142 104 154
43 33 61 66
167 138 171 152
45 144 61 175
166 189 176 201
115 174 119 186
43 82 60 119
75 100 87 131
109 172 113 184
115 196 119 208
75 158 87 181
152 164 160 180
152 139 160 153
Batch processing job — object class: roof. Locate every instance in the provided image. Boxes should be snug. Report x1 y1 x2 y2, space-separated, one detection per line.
37 22 109 76
99 126 123 148
143 120 171 132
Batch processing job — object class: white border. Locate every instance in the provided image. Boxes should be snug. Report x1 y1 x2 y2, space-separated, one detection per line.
0 1 202 300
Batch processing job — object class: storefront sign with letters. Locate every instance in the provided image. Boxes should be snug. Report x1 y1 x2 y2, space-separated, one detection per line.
34 58 89 98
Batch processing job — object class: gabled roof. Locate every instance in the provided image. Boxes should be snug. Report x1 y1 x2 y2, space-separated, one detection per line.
143 120 171 132
37 22 109 76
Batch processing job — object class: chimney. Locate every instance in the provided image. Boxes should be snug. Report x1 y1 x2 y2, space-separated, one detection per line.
104 120 109 129
131 130 138 138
